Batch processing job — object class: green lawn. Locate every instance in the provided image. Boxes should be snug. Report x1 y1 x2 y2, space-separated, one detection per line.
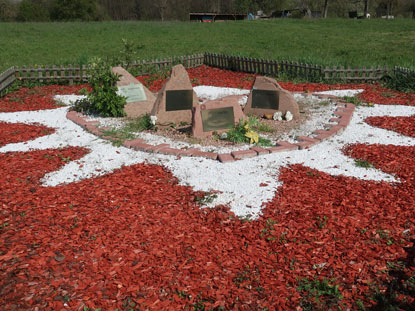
0 18 414 72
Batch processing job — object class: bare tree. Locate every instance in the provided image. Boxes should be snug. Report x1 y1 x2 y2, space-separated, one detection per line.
323 0 329 17
364 0 369 16
155 0 168 21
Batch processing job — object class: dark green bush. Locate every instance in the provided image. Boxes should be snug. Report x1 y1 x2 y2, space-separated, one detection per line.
384 70 415 93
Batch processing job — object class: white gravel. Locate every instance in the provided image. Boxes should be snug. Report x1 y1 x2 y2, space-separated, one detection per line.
313 89 365 97
1 87 415 218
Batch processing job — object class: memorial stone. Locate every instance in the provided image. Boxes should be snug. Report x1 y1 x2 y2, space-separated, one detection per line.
151 64 198 126
244 76 299 120
112 66 156 118
192 95 246 138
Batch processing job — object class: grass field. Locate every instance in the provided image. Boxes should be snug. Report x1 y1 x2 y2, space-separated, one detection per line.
0 18 414 72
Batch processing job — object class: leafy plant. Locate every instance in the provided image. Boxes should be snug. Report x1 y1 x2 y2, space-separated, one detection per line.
297 277 344 311
341 96 364 106
72 57 126 117
354 159 374 168
225 117 272 147
195 192 218 204
384 70 415 93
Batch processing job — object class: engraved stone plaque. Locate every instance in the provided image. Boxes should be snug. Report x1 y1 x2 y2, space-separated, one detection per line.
117 83 147 103
252 89 279 110
201 106 235 132
165 90 193 111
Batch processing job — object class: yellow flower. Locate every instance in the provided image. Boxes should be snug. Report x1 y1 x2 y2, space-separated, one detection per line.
245 131 259 144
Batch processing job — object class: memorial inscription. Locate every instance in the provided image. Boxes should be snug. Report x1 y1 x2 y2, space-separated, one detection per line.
201 106 235 132
252 89 279 110
166 90 193 112
117 83 147 103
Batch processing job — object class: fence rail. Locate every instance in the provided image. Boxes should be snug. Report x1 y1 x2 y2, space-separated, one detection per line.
1 53 414 95
0 67 17 95
133 53 204 70
15 65 89 84
203 52 396 83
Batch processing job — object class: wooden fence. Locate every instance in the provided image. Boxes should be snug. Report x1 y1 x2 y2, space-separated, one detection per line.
16 65 89 84
133 53 204 70
203 52 393 82
0 67 17 95
1 53 414 94
204 53 323 80
394 66 415 76
323 65 388 81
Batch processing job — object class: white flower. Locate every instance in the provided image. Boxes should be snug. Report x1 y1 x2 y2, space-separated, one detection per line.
285 111 293 121
150 115 158 125
273 111 283 121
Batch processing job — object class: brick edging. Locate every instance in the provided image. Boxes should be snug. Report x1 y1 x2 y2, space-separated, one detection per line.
66 93 355 163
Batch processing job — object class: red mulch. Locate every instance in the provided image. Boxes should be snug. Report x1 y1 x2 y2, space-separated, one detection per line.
0 144 414 310
137 65 415 106
0 85 90 112
366 116 415 137
1 70 415 310
0 122 55 147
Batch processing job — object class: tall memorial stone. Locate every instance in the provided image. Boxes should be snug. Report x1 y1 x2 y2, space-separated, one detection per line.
151 64 199 126
192 95 245 138
244 76 299 120
112 66 156 118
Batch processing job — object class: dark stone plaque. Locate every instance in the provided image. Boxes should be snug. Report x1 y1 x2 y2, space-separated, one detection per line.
252 89 279 110
201 106 235 132
166 90 193 111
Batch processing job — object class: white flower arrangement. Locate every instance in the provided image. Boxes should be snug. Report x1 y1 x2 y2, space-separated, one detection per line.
150 115 158 126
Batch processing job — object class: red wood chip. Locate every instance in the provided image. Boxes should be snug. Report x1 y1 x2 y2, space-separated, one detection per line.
0 77 414 310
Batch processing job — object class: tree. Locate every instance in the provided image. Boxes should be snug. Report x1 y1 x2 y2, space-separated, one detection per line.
364 0 369 16
17 0 50 21
0 0 18 21
50 0 101 21
155 0 168 21
323 0 329 17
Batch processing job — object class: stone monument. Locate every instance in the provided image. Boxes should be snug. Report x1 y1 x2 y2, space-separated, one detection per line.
192 95 245 138
112 66 156 118
151 64 199 126
243 76 299 120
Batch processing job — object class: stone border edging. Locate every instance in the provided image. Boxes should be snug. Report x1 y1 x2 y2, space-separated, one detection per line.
66 93 355 163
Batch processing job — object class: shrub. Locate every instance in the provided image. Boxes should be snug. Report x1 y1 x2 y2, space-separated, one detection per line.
384 70 415 93
51 0 101 21
17 0 50 22
73 57 126 117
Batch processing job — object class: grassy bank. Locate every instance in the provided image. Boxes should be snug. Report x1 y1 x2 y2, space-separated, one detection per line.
0 18 414 72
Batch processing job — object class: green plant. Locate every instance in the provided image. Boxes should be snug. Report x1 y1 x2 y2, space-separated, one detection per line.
225 117 272 147
260 218 278 241
316 216 328 229
354 159 374 168
297 277 344 311
384 70 415 93
195 192 218 204
72 57 126 117
342 96 363 106
100 114 155 146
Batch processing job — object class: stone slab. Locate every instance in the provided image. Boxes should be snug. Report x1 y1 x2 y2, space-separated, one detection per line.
112 66 156 118
244 76 300 120
192 95 245 138
151 64 199 126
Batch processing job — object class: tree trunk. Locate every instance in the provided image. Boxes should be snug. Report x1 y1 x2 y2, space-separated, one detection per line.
323 0 329 18
364 0 369 18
